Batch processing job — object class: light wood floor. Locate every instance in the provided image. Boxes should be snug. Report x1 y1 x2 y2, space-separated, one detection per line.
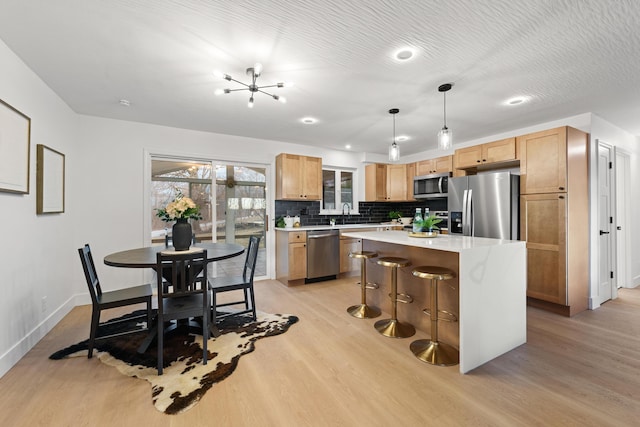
1 278 639 427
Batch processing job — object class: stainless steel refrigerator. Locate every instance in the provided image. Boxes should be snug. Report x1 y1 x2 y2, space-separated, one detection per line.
448 171 520 239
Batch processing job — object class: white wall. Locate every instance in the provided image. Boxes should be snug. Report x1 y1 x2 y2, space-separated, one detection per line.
73 116 368 289
0 40 78 376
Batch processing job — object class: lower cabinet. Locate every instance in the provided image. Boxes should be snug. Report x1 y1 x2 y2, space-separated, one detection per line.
276 231 307 286
520 193 567 304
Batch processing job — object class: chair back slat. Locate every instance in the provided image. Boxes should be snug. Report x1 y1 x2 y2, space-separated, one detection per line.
242 236 261 283
157 250 208 300
78 244 102 301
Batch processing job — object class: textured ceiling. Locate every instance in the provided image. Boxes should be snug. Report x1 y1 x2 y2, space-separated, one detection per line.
1 0 639 156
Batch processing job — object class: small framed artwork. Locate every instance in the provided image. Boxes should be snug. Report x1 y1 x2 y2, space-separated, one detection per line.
36 144 65 214
0 98 31 194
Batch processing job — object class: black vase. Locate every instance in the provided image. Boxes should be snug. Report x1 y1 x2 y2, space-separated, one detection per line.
172 218 192 251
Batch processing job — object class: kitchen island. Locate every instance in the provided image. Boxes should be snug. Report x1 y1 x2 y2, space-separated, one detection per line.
341 230 526 374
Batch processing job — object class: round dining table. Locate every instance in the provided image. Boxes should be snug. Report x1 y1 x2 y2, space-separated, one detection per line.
104 242 246 352
104 242 245 268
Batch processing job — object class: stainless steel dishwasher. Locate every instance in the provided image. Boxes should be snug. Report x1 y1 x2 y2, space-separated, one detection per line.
306 229 340 282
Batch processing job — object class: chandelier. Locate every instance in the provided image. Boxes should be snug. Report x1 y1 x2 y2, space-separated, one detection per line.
214 63 291 108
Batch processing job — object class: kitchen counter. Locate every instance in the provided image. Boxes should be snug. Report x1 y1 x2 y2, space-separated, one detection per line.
275 223 400 232
342 230 526 374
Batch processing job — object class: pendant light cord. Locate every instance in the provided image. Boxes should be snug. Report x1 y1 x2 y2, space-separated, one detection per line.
393 113 396 143
443 91 447 128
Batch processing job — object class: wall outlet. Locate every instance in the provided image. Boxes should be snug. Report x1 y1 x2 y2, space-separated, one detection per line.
41 296 47 313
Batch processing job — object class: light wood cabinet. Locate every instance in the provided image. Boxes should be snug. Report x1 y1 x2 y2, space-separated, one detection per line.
519 126 589 316
406 162 416 199
416 155 453 176
455 138 517 170
276 231 307 286
275 153 322 200
520 193 567 304
386 164 407 201
288 242 307 280
518 128 567 194
365 163 408 201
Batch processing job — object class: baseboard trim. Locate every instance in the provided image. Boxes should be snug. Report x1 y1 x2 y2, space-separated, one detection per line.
526 297 571 317
0 293 84 378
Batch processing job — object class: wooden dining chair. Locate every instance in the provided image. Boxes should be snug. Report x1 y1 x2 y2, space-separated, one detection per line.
156 249 210 375
77 244 153 358
209 236 260 329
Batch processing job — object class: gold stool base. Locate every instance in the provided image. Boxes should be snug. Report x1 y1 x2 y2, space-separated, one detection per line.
374 318 415 338
410 339 459 366
347 304 381 319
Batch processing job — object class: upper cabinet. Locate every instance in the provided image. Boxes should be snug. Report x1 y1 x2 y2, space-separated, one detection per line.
518 128 568 194
406 162 416 199
275 153 322 200
365 163 408 201
416 155 453 176
455 137 517 170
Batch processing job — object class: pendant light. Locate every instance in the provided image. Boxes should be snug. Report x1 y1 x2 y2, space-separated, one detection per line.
437 83 453 150
388 108 400 162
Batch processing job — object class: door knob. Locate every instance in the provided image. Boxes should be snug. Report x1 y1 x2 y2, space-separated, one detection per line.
599 230 610 235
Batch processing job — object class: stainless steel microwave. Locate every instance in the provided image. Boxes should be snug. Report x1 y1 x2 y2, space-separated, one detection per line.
413 173 449 199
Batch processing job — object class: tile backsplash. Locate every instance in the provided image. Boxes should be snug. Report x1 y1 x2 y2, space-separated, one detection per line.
275 199 447 227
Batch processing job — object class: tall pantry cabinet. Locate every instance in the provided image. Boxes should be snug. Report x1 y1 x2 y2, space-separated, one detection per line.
519 126 589 316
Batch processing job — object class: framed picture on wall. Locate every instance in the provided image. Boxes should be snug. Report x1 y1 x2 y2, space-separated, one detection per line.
0 98 31 194
36 144 65 214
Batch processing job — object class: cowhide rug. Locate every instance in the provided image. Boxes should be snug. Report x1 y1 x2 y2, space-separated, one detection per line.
50 310 298 415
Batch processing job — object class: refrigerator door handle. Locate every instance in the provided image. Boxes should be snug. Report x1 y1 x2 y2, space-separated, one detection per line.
468 189 473 236
462 189 469 235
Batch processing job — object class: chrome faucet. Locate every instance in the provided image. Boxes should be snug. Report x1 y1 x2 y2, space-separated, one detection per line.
342 203 350 224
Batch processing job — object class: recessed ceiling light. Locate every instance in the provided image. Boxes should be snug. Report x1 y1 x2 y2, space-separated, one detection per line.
504 96 529 106
119 99 131 107
301 117 317 124
345 144 351 150
393 47 416 62
395 135 410 142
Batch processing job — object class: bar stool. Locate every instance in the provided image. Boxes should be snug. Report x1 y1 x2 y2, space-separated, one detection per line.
374 257 415 338
347 251 381 319
410 266 459 366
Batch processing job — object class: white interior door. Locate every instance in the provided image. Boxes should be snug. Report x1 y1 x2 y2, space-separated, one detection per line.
615 149 631 288
596 142 614 305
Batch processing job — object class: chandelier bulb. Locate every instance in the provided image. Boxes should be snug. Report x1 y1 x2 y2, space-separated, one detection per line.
248 97 254 108
253 63 263 77
279 96 287 104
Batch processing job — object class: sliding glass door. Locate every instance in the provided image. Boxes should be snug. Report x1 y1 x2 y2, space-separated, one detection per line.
151 158 267 278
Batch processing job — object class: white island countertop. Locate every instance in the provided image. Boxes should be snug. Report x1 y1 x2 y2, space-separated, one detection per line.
341 230 523 254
